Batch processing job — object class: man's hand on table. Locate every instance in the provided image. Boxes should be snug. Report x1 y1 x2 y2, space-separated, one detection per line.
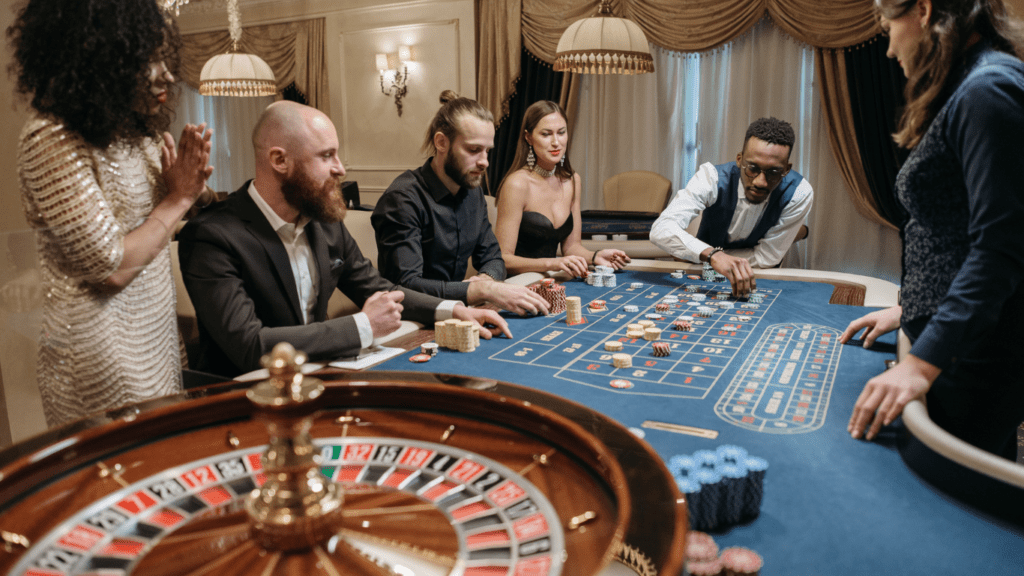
453 304 513 340
706 250 756 298
467 277 550 316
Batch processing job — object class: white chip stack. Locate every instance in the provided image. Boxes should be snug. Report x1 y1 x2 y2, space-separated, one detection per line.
456 321 475 352
566 296 583 325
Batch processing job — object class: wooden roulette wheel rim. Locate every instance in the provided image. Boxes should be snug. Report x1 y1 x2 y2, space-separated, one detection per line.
0 370 686 575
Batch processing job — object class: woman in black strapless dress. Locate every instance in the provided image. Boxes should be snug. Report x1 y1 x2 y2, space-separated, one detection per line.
494 100 629 276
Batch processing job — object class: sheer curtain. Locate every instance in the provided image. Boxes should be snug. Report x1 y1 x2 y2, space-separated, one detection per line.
170 85 275 194
571 17 901 282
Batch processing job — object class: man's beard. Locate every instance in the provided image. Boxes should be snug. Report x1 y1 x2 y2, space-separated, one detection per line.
444 151 483 190
281 167 346 223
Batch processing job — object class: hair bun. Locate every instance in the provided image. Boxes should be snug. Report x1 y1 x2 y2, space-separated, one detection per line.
439 90 460 105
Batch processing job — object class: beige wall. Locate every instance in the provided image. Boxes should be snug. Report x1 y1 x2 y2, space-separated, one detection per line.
1 2 30 237
1008 0 1024 19
177 0 477 198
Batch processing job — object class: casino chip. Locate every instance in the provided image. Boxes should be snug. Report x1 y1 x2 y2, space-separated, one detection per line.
720 547 763 576
609 379 634 389
686 531 720 562
409 354 432 363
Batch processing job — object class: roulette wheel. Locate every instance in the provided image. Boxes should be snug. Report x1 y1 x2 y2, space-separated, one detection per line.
0 345 686 575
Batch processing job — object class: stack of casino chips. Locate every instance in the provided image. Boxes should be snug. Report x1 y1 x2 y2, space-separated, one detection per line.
626 324 645 339
586 265 616 287
673 319 693 331
702 262 716 282
434 321 448 348
565 296 583 325
697 306 715 317
720 547 764 576
702 262 727 282
655 303 670 313
670 270 685 279
685 284 700 293
455 321 476 352
589 299 607 312
748 292 764 304
529 279 568 314
643 327 662 341
670 445 768 532
684 532 763 576
652 342 670 357
691 293 707 302
612 353 632 368
605 341 623 352
623 304 639 313
630 282 644 289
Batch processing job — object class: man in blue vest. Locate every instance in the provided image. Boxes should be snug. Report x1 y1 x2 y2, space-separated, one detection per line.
650 117 813 297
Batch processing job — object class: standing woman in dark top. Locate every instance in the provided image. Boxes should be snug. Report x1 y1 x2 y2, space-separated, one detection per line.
494 100 630 276
840 0 1024 459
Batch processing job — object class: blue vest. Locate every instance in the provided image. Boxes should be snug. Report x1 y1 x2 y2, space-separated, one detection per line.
695 162 802 249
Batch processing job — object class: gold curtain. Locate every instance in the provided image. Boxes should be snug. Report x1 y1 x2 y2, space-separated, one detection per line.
180 19 328 112
477 0 886 227
816 49 897 228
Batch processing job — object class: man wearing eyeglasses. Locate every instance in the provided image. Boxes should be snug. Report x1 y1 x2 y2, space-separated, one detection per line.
650 117 813 297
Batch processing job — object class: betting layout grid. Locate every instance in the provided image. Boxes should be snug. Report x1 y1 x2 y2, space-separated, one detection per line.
489 274 839 435
13 439 563 576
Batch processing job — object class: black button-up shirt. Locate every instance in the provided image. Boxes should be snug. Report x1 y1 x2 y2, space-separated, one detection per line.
371 158 506 301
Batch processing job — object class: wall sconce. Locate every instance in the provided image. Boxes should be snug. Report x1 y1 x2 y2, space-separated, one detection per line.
376 45 412 116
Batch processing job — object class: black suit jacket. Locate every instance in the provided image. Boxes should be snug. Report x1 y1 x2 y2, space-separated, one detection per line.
177 181 443 377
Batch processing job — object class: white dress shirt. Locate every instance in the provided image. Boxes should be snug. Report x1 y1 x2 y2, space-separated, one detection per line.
650 162 813 267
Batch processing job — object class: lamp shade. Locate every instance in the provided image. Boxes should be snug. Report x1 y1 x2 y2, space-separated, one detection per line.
553 16 654 75
199 53 277 97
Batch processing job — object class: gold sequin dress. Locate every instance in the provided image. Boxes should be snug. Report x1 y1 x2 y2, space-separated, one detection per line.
18 114 185 428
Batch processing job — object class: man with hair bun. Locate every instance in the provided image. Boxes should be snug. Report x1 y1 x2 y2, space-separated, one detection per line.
373 91 550 316
178 101 510 378
651 117 814 297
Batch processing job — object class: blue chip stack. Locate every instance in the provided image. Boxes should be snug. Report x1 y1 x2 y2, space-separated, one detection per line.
670 444 768 531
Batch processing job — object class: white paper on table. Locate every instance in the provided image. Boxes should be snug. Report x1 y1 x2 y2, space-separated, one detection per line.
328 345 406 370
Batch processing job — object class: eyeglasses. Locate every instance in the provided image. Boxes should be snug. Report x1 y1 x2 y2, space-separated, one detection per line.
741 162 785 182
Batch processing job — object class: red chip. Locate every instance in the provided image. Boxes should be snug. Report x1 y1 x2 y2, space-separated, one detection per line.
720 546 763 575
610 379 634 389
409 354 432 363
686 531 719 562
685 558 724 576
687 275 700 280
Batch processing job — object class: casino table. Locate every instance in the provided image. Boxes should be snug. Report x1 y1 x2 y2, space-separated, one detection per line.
371 263 1024 574
1 264 1021 575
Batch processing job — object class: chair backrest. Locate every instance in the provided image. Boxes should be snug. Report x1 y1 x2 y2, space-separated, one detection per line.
602 170 672 212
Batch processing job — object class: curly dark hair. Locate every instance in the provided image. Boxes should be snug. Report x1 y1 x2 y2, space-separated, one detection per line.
7 0 182 149
743 117 796 152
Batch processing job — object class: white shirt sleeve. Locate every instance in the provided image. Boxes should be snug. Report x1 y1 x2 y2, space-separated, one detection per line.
355 300 459 349
354 312 374 348
746 177 814 268
650 162 720 263
434 300 459 320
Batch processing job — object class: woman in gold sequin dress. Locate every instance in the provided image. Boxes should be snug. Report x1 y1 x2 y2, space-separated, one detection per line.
9 0 214 427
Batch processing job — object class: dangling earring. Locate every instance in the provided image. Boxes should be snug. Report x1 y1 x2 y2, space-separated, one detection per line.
527 147 536 168
560 152 566 167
